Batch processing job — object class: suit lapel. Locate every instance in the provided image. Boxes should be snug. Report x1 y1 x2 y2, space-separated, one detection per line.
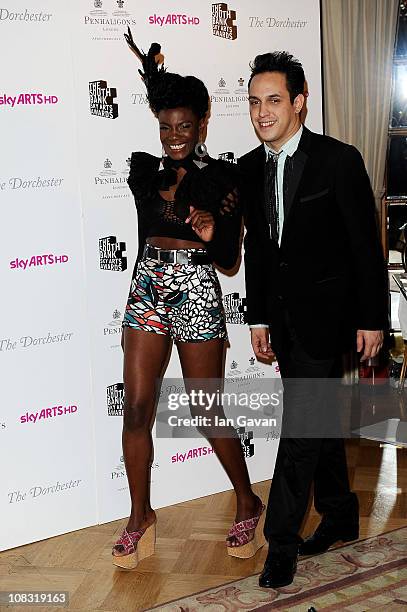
281 127 313 235
249 144 268 221
284 148 308 218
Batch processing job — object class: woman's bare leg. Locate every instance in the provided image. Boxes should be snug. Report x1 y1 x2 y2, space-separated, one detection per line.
114 327 170 555
176 338 262 545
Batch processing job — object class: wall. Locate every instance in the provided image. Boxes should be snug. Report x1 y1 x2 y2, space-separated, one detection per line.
0 0 322 550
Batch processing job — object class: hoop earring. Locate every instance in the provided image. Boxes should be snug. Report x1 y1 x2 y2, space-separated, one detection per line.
194 142 208 170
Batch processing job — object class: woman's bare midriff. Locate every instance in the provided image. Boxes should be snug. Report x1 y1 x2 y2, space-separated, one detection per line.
147 236 205 249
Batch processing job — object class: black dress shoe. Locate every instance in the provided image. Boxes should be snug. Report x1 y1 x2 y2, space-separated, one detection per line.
259 553 297 588
299 520 359 556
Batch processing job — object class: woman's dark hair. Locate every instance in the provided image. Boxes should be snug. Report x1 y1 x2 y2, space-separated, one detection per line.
248 51 305 103
147 72 209 119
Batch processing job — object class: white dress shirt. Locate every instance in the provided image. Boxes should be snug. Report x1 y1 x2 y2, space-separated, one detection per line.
250 125 303 330
264 124 303 245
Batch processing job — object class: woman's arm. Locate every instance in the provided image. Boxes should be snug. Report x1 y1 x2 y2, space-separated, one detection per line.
127 151 160 265
205 188 242 270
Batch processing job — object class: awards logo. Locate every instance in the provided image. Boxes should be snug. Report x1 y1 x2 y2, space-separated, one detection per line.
212 3 237 40
237 427 255 457
89 80 118 119
218 152 237 164
223 292 247 324
107 383 125 416
99 236 127 271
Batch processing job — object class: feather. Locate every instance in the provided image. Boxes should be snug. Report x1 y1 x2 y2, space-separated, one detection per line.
124 27 165 85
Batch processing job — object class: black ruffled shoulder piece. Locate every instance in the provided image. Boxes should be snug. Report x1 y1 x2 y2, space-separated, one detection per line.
128 152 241 221
174 158 240 220
128 151 182 202
127 152 161 200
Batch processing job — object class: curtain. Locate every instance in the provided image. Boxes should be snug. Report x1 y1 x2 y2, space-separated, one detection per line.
321 0 399 209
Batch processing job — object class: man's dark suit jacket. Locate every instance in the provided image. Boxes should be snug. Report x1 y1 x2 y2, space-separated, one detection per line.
239 126 388 359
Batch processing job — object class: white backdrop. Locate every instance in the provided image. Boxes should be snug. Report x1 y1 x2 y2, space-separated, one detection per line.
0 0 322 550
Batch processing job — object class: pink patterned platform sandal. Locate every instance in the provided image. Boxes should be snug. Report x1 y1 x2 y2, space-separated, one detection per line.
227 503 266 559
112 522 156 569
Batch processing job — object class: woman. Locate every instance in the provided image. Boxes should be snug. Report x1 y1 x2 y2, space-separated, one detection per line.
112 30 265 569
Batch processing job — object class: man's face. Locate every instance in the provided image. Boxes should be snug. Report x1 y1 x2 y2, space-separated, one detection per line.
248 71 304 150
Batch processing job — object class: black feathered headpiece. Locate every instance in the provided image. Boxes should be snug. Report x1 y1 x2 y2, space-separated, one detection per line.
124 27 165 89
124 27 209 119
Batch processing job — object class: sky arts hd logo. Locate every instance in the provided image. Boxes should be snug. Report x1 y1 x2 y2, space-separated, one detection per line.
0 93 58 108
9 253 69 270
171 446 214 463
148 13 200 26
99 236 127 271
212 3 237 40
89 80 118 119
20 404 78 424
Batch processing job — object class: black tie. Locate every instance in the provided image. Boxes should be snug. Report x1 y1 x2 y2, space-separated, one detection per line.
264 151 281 242
282 153 294 217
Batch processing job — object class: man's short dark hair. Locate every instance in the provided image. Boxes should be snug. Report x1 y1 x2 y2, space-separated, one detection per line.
248 52 305 103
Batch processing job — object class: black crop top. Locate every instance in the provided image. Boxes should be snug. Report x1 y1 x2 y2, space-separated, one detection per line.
127 151 242 270
143 192 200 242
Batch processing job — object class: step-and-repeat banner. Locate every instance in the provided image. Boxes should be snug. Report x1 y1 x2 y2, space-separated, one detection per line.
0 0 322 549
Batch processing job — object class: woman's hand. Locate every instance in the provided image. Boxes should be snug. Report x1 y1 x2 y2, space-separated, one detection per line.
186 206 215 242
220 188 238 216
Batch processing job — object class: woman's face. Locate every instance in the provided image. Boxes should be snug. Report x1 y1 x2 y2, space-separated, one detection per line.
158 107 204 160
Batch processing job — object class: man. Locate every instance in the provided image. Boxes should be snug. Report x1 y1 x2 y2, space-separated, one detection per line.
239 52 387 588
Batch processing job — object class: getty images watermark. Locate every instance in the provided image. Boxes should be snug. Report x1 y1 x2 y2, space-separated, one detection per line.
156 378 284 439
166 388 281 427
155 377 388 441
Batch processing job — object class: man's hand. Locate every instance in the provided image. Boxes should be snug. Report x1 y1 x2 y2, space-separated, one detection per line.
186 206 215 242
251 327 274 359
356 330 384 361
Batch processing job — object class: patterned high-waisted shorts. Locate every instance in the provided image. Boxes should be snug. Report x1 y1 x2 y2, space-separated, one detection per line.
123 252 227 342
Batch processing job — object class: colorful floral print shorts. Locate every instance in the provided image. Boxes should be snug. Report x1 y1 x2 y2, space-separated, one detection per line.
123 254 228 342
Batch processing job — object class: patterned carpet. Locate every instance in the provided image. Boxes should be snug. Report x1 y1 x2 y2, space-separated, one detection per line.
148 527 407 611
